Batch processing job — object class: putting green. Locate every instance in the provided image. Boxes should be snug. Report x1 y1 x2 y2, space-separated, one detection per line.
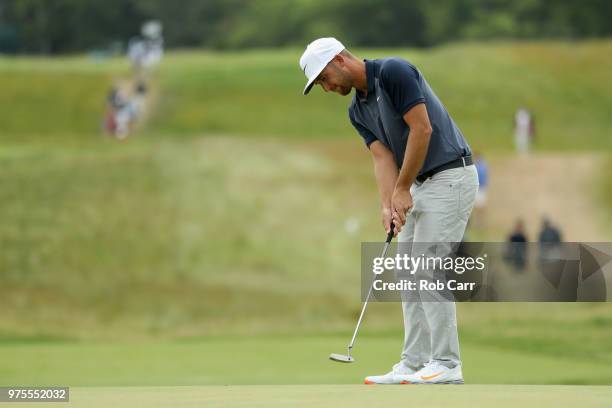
1 335 611 386
12 385 612 408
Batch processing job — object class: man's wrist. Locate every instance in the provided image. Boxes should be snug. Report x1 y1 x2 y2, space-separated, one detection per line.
394 180 412 191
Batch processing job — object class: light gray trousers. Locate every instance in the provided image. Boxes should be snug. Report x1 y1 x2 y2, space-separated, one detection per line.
397 164 478 370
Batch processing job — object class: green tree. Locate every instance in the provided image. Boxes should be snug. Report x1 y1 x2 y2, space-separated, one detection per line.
1 0 612 54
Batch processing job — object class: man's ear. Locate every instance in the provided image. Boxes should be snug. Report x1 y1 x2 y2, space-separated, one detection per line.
333 53 345 66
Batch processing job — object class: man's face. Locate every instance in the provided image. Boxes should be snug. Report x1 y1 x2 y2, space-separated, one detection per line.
314 61 353 96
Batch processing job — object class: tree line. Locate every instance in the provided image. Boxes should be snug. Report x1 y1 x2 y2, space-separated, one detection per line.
1 0 611 54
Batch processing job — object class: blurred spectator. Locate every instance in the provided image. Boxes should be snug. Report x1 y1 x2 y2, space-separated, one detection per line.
125 81 148 122
538 217 562 244
113 87 133 139
514 107 535 154
135 81 148 95
505 218 528 271
104 85 127 136
473 151 489 226
103 80 150 140
538 216 563 264
128 37 147 73
128 34 164 76
107 86 125 110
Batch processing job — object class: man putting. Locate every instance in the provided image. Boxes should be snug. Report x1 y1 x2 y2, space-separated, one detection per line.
300 38 478 384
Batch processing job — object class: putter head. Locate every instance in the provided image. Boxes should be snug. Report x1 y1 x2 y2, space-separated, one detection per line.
329 353 354 363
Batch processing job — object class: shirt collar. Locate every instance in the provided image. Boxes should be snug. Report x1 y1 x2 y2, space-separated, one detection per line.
357 59 378 102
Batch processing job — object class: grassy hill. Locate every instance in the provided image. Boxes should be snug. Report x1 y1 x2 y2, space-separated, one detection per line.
152 42 612 152
1 41 612 150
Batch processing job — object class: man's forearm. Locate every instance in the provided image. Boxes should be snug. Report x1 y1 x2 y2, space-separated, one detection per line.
396 129 431 189
373 156 399 209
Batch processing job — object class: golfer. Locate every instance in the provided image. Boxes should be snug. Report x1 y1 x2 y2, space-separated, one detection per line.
300 38 478 384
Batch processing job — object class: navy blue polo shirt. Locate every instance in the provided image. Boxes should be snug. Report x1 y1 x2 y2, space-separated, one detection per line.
348 58 471 173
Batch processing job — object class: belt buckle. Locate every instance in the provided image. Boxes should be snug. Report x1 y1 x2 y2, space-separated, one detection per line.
461 156 466 167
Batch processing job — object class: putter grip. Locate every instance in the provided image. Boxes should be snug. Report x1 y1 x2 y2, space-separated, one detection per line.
386 222 395 243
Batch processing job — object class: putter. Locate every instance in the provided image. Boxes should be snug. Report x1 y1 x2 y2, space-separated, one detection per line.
329 222 395 363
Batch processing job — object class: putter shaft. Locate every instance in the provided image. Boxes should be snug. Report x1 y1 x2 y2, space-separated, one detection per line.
347 238 393 351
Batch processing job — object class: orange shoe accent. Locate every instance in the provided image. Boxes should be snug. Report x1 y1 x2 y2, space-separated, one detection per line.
420 372 443 381
400 380 412 384
364 379 376 385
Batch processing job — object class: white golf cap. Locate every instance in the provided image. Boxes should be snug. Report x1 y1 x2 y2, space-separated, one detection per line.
299 37 345 95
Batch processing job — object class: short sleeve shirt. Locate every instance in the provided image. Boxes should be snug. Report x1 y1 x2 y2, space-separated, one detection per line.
348 58 471 173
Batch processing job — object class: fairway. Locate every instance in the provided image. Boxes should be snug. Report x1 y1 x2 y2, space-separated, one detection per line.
12 385 612 408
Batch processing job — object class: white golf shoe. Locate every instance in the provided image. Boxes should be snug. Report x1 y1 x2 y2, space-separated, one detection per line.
364 362 416 384
396 360 464 384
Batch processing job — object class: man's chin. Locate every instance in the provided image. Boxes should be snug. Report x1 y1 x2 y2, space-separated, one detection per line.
338 87 351 96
